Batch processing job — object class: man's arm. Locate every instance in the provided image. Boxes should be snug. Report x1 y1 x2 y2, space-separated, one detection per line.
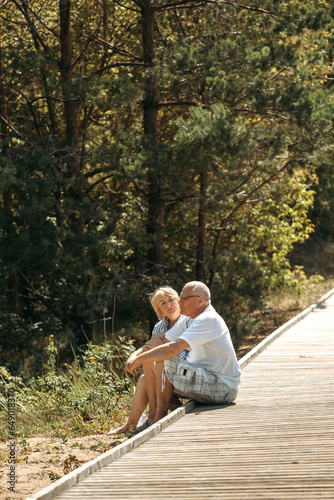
126 339 189 376
127 345 146 360
125 343 151 370
125 331 169 372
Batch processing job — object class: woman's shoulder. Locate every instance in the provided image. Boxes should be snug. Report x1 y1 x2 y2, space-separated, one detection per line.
151 317 169 335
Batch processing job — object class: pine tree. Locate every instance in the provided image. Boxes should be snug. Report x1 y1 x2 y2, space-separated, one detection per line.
1 0 334 373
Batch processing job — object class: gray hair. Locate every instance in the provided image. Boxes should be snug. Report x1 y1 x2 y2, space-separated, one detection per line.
185 281 211 302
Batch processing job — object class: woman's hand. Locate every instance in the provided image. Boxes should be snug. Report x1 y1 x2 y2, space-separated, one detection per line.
146 332 165 349
154 331 166 341
145 338 162 349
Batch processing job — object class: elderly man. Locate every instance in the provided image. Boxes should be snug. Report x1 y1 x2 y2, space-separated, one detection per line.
127 281 241 422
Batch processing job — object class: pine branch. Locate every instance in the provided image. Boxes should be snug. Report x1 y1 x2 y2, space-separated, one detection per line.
86 173 116 193
92 61 149 76
95 37 143 61
89 116 118 133
17 269 62 318
130 0 146 9
131 178 148 196
113 0 141 12
223 161 260 197
208 0 275 16
0 114 25 139
158 100 199 107
155 0 207 11
72 21 102 69
84 167 111 178
266 67 287 82
17 0 59 38
10 0 51 54
222 160 291 227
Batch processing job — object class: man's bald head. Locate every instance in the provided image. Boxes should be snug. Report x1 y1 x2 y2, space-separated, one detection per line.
185 281 211 303
179 281 211 318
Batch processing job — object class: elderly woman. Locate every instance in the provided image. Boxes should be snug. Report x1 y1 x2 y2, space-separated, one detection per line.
108 286 186 435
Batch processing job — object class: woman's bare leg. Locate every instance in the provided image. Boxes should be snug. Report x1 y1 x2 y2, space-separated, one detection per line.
107 374 148 435
169 394 182 411
153 361 174 422
143 361 157 424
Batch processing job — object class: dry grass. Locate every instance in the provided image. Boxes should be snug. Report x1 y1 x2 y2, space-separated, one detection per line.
236 278 334 359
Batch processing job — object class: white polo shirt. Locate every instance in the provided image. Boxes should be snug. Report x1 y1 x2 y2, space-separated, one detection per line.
165 304 241 389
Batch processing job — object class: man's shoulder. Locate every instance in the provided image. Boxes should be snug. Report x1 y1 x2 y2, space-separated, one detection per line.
177 314 188 324
193 305 227 331
165 315 190 341
196 304 220 321
174 315 190 329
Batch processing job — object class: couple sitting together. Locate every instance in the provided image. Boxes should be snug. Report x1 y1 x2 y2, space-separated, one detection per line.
109 281 241 435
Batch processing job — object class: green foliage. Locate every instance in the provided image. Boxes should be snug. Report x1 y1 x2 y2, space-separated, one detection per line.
0 340 135 439
44 336 58 377
1 0 334 367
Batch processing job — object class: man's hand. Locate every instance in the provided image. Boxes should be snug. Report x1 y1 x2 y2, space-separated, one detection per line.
126 356 142 376
125 339 190 376
125 352 139 373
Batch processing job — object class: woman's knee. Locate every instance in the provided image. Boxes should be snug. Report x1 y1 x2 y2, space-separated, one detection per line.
143 361 155 374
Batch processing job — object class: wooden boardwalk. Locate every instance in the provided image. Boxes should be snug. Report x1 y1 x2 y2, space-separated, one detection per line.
51 293 334 499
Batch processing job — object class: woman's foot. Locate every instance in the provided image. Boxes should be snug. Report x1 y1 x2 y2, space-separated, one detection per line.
107 422 136 436
130 420 149 435
147 410 156 426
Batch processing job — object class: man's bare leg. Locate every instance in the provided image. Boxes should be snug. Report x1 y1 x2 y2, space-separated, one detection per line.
153 361 174 422
107 374 148 435
143 361 157 424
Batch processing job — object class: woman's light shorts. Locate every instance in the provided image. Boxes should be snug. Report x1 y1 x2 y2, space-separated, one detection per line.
164 356 238 404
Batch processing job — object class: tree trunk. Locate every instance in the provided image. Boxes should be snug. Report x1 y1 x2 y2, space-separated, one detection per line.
14 1 58 136
59 0 80 173
0 22 19 310
0 25 7 141
196 170 208 283
59 0 90 341
59 0 86 268
141 0 165 276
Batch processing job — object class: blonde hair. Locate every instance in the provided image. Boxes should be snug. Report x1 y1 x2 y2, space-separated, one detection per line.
150 286 179 320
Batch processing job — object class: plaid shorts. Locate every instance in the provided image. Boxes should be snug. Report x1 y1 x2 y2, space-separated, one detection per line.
164 356 238 405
